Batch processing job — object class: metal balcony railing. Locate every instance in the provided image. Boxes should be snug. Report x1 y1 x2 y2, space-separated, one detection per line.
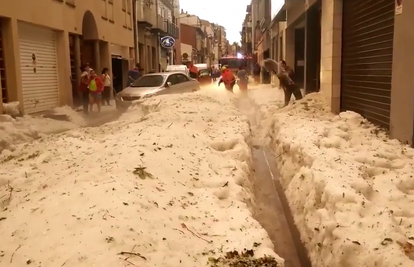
155 15 167 32
163 20 180 39
137 5 156 27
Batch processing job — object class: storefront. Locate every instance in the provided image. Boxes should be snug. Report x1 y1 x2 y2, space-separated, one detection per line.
18 22 59 113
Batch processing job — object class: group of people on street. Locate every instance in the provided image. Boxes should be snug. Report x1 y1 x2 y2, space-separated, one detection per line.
217 59 303 106
78 59 302 112
79 63 112 114
217 65 248 93
210 66 221 81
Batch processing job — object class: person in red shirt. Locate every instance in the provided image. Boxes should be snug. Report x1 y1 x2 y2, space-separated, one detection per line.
187 62 198 79
218 66 236 92
88 70 104 112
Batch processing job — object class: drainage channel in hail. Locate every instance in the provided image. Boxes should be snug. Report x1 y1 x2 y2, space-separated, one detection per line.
235 94 312 267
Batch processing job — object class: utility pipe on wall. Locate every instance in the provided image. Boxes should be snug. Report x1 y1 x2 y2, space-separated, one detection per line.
132 0 139 65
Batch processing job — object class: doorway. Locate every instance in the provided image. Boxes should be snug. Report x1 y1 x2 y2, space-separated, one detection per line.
294 27 305 88
138 43 145 67
278 35 284 61
69 34 80 105
112 56 123 93
151 47 157 72
305 1 321 93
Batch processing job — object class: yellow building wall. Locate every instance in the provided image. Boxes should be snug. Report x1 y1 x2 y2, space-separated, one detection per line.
0 0 134 113
0 0 133 46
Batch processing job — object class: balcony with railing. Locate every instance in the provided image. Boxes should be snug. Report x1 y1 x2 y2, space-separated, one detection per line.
162 20 180 39
137 3 156 28
152 15 167 33
160 0 174 10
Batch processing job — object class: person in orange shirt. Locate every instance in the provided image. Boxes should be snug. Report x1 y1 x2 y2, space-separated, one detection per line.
218 66 236 92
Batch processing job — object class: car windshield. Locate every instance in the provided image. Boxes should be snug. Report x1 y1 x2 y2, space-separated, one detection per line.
131 75 165 87
199 69 210 77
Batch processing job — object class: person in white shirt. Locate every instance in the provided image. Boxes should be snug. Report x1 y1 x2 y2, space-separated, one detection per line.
80 64 90 114
101 67 112 106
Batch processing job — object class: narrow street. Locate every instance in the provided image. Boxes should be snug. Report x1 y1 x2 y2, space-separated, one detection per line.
2 85 414 267
1 0 413 265
0 86 312 267
0 88 290 267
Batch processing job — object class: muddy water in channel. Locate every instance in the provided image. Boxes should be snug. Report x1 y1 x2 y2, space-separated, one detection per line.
251 148 312 267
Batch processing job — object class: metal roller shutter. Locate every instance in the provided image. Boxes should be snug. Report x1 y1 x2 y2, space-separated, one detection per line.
341 0 394 129
18 22 59 114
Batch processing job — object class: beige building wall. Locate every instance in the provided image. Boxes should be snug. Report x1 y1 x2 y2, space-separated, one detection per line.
390 1 414 144
319 0 342 113
178 14 198 26
0 0 134 114
180 43 193 60
220 27 227 55
173 0 181 64
136 0 157 71
279 21 287 61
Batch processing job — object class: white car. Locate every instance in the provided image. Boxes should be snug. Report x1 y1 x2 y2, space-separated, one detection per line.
116 72 200 108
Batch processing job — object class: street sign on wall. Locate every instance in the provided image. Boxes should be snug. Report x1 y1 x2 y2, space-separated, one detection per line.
160 36 175 49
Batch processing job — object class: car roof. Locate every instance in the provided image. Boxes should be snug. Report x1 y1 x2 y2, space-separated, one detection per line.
143 72 186 76
166 65 187 68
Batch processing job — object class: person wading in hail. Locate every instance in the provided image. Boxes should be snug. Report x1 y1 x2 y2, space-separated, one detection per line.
101 68 112 106
187 62 199 79
80 64 90 114
237 65 249 92
263 59 303 106
278 60 303 106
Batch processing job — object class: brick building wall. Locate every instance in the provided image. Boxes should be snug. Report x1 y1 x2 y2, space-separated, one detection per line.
180 23 196 47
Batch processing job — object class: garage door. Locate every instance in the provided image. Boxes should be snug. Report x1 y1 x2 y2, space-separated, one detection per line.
18 22 59 114
341 0 394 129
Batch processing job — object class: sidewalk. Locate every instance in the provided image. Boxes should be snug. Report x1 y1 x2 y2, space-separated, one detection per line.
249 86 414 266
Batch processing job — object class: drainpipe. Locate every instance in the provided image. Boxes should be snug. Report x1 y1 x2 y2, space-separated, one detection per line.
132 0 139 65
157 34 161 71
155 0 161 72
